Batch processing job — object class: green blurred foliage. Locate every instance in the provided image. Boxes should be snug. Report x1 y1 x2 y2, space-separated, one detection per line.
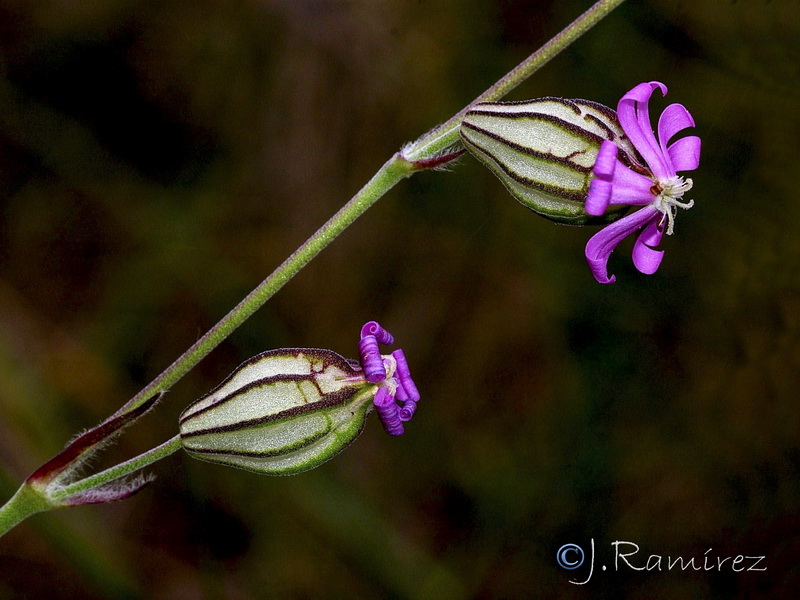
1 0 799 598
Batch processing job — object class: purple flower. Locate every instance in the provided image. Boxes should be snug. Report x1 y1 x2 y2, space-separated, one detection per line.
584 81 701 284
358 321 420 436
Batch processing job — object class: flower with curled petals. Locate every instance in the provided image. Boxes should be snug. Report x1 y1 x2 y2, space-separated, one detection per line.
178 321 420 475
358 321 420 436
584 81 700 284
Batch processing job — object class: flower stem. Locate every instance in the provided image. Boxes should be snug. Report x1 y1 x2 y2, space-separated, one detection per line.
0 483 52 537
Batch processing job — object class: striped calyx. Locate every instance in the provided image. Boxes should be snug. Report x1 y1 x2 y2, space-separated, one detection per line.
179 349 374 476
460 97 640 225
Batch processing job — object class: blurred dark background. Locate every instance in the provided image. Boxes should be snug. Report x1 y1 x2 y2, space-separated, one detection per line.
1 0 798 598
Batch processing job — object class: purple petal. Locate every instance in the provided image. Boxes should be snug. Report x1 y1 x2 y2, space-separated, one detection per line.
657 103 695 149
617 81 672 180
586 141 617 216
395 380 409 402
631 219 665 274
605 163 658 207
399 400 418 422
667 135 701 172
358 335 386 383
374 386 403 436
586 178 613 215
585 206 659 284
360 321 394 345
637 215 664 247
593 140 617 179
391 349 420 403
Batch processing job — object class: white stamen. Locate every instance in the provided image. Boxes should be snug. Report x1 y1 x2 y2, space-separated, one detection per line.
654 176 694 235
382 354 398 379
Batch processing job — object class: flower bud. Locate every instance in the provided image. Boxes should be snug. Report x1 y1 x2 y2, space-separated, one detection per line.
460 97 638 225
179 349 373 476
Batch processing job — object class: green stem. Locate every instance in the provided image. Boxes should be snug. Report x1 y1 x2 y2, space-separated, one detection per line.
0 483 53 537
50 435 183 503
402 0 629 162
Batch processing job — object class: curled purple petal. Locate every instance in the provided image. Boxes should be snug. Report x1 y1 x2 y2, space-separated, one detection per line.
395 380 409 402
399 400 417 422
358 335 386 383
360 321 394 345
356 320 420 433
617 81 672 180
657 103 695 151
667 135 701 172
585 205 660 284
391 349 420 403
374 386 403 436
637 215 664 247
631 219 665 274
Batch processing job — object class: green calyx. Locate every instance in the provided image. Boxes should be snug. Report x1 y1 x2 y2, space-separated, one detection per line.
179 348 376 476
460 97 635 225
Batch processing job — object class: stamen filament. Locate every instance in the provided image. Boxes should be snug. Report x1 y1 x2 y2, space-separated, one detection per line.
655 176 694 235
